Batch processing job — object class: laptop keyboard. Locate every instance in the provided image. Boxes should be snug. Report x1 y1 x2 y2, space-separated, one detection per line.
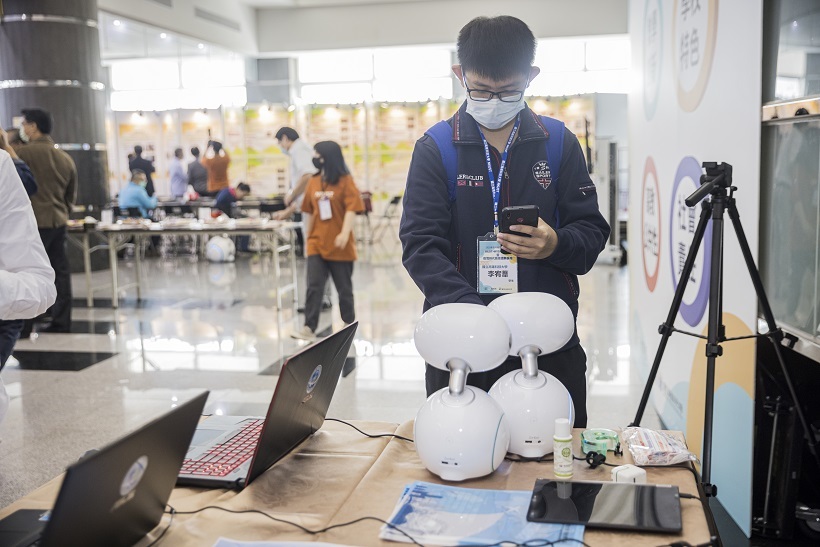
180 419 264 477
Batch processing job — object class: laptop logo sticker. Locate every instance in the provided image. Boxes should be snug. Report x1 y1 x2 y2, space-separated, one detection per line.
112 455 148 512
303 364 322 403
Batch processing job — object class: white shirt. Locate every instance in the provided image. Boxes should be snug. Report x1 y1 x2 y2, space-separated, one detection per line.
0 150 56 319
287 138 315 211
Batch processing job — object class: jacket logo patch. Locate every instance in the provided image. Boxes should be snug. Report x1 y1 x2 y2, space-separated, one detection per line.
456 174 484 188
533 161 552 190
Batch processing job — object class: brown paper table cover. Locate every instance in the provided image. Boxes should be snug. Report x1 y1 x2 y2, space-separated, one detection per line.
0 420 713 546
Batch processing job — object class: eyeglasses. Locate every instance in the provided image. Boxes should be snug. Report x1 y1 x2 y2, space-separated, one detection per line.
463 77 527 103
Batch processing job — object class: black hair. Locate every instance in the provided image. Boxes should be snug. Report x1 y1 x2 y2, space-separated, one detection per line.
131 168 146 178
174 147 183 157
237 182 251 193
457 16 537 81
211 140 223 153
191 146 200 158
21 108 53 134
314 141 349 186
275 127 299 141
134 145 143 156
5 127 22 145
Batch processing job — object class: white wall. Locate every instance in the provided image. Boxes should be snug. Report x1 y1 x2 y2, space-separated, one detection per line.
595 93 628 143
256 0 628 54
98 0 258 54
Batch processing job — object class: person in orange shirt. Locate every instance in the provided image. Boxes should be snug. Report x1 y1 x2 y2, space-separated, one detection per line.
292 141 364 341
202 140 230 195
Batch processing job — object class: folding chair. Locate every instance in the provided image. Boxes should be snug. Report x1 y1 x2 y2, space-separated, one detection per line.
370 195 402 243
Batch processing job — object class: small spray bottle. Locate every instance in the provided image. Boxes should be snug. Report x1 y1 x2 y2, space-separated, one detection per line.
553 418 573 479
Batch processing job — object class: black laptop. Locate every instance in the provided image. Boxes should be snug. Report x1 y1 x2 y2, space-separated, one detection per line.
0 391 209 547
177 322 357 489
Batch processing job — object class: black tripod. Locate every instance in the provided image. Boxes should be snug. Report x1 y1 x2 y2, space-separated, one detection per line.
631 161 819 498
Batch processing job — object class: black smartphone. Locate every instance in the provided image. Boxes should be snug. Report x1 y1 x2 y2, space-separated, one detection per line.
500 205 539 237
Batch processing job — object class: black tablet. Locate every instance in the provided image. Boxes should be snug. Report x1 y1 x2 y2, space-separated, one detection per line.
526 479 682 533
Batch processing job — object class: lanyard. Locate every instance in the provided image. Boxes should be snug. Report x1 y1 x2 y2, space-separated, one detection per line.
478 115 521 234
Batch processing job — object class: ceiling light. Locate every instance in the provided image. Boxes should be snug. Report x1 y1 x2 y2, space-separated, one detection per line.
197 43 205 50
160 33 168 39
113 19 121 27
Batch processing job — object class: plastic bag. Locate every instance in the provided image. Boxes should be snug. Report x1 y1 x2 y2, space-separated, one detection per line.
621 426 699 466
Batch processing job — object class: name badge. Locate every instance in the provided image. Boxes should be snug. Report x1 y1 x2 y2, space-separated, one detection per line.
318 197 332 221
477 233 518 294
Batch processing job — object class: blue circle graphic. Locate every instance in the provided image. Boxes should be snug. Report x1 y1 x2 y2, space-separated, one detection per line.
669 156 711 327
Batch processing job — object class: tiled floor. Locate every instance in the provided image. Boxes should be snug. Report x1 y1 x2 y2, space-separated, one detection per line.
0 235 659 508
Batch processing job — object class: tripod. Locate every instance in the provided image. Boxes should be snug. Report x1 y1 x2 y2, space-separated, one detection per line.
631 162 819 498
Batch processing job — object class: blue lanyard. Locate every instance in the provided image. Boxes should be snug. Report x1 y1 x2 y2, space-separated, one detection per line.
478 115 521 234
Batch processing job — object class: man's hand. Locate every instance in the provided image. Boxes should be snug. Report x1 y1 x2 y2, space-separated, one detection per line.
284 190 294 207
334 231 350 249
496 218 558 260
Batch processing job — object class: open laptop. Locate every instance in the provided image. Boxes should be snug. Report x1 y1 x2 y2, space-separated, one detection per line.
0 391 209 547
177 321 357 489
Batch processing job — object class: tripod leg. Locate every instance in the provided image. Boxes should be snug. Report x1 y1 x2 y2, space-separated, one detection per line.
727 200 820 468
701 196 726 494
631 202 713 427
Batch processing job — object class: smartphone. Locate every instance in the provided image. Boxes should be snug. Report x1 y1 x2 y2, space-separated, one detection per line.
500 205 539 237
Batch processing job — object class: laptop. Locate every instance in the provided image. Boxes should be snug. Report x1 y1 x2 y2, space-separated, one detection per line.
177 321 357 489
0 391 209 547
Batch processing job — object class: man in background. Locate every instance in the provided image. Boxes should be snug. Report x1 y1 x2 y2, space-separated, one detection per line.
129 145 156 197
188 146 209 197
16 108 77 334
202 140 230 196
119 169 158 219
213 182 251 218
169 147 187 199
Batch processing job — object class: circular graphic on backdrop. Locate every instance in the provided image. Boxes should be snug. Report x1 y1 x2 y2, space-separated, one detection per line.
669 156 711 327
673 0 719 112
641 157 662 291
643 0 663 120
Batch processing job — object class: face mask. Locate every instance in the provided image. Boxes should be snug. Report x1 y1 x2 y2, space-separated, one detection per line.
312 157 324 170
18 124 30 143
466 96 526 130
278 144 288 155
137 179 147 188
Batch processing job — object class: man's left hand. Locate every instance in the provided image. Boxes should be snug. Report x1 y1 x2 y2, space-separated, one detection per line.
496 218 558 260
334 231 350 249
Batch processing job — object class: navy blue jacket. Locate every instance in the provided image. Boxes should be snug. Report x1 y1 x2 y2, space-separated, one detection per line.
13 158 37 196
399 103 610 349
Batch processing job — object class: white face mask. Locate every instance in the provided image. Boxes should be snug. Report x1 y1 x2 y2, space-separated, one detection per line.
466 96 526 130
18 124 30 143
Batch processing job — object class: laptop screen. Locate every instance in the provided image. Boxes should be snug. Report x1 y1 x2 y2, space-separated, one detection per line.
245 322 357 485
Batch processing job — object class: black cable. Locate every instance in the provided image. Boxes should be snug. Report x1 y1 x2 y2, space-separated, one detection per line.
679 493 701 501
145 505 175 547
164 504 424 546
505 453 554 463
573 453 617 468
461 538 592 547
325 417 414 442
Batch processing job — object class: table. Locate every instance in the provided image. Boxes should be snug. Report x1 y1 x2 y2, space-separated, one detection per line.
0 421 715 546
68 219 300 309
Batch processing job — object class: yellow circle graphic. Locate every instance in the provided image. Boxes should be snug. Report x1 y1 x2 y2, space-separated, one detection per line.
673 0 719 112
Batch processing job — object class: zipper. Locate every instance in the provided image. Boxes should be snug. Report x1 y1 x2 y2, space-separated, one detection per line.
562 272 578 298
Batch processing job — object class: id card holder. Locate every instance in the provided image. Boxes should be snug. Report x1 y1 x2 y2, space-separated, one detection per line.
318 196 332 221
477 233 518 294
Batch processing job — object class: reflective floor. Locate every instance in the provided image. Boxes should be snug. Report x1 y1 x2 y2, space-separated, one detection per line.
0 235 658 507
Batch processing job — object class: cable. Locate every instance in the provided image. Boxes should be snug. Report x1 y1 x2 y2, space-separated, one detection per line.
505 453 554 463
679 493 702 501
164 504 424 546
461 538 592 547
145 505 175 547
573 452 616 469
325 418 414 442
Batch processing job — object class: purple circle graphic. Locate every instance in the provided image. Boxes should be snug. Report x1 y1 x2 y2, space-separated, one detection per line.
669 156 711 327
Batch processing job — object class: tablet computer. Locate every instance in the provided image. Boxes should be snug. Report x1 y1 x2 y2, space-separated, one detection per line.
526 479 682 533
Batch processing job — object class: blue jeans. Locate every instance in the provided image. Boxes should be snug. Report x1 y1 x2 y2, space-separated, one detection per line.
0 319 23 370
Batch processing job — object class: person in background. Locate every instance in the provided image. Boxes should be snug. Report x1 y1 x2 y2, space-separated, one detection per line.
188 146 209 197
0 127 36 196
202 140 230 196
169 147 188 199
129 145 156 197
274 126 332 311
292 141 364 341
399 16 610 427
119 169 158 219
4 127 25 154
17 108 77 335
0 148 56 424
213 182 251 218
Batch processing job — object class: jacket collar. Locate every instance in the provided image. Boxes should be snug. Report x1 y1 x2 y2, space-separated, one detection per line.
31 135 55 145
451 101 551 146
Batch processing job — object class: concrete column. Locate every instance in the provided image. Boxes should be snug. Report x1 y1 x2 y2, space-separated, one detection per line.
0 0 108 208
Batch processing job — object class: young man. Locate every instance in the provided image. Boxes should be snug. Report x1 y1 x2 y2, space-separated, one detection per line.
213 182 251 218
399 16 610 427
118 169 158 218
272 127 315 220
169 147 188 198
16 108 77 334
129 145 156 197
187 146 209 197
